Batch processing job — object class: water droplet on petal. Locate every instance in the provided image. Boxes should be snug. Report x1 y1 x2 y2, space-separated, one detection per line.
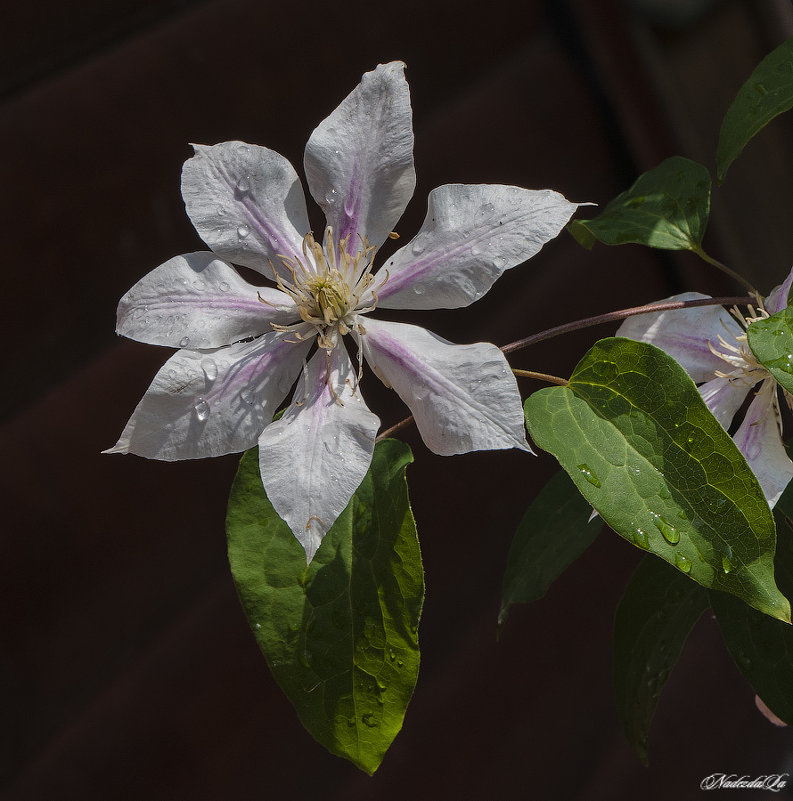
236 176 251 194
219 281 231 292
194 398 210 421
237 224 250 239
577 464 601 488
411 238 426 256
240 386 255 405
201 358 218 382
481 201 495 214
325 188 338 205
179 336 190 348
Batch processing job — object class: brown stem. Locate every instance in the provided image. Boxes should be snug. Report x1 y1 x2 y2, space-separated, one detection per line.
512 368 568 386
501 295 753 354
376 415 415 443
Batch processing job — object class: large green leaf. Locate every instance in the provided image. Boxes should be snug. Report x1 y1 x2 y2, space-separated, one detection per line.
746 305 793 395
711 484 793 725
614 555 709 764
717 38 793 182
499 470 601 627
226 439 424 774
524 337 789 622
568 157 711 252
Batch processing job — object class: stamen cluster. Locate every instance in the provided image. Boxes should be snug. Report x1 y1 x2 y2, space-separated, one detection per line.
265 227 385 351
708 304 771 386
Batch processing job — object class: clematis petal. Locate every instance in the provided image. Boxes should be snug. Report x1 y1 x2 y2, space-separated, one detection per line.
375 184 578 310
360 318 530 456
304 62 415 252
764 264 793 314
733 380 793 507
104 329 312 461
116 252 298 349
616 292 743 382
698 376 751 429
258 342 380 562
182 142 310 279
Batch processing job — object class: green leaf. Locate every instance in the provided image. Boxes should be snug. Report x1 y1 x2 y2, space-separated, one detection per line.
717 38 793 182
524 337 790 622
499 471 601 627
226 439 424 775
568 157 711 252
711 484 793 725
746 305 793 395
614 555 709 764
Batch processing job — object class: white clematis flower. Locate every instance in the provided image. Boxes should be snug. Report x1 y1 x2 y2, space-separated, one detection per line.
617 267 793 507
106 62 580 561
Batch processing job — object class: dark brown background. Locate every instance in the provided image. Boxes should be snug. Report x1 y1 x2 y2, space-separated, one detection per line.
4 0 793 798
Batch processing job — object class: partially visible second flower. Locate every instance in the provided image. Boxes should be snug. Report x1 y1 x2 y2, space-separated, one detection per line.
617 267 793 506
105 62 580 561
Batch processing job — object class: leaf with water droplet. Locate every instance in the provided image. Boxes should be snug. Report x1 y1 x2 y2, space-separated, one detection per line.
226 439 423 774
524 337 789 622
499 471 601 628
614 555 708 765
568 157 711 253
717 38 793 181
711 480 793 726
746 304 793 396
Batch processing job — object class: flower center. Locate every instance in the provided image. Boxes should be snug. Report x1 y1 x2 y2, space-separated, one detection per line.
708 304 770 386
265 227 385 350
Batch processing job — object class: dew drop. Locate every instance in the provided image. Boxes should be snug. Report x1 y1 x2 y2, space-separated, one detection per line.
194 397 210 421
411 238 426 256
362 713 377 728
481 201 495 214
674 552 691 573
325 187 338 205
388 648 396 662
236 176 251 194
237 224 250 239
651 513 679 545
577 464 601 488
658 485 671 500
413 285 425 295
240 386 255 405
192 279 206 290
633 527 650 550
201 358 218 382
179 336 190 348
219 281 231 292
721 544 733 574
297 649 312 668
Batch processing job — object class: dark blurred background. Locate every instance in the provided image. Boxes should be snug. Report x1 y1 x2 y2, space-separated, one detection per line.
4 0 793 798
